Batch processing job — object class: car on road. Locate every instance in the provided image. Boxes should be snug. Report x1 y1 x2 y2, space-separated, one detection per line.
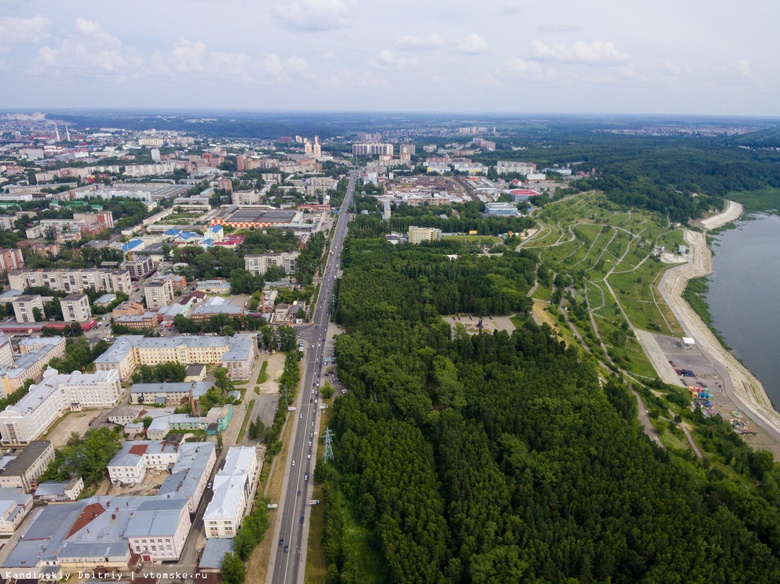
292 460 295 466
300 516 304 524
284 545 289 553
305 474 309 481
279 539 284 546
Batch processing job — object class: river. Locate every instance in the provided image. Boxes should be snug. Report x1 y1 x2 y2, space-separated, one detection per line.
707 213 780 411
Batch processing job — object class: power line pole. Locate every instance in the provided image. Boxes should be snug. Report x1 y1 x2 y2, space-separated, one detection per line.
323 427 335 463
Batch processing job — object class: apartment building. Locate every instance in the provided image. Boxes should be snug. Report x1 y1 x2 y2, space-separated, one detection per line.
496 160 537 175
0 370 122 445
0 337 67 395
244 251 299 276
107 441 180 485
94 334 257 381
0 248 23 273
352 143 394 156
0 441 55 492
129 381 211 406
11 295 44 323
8 268 132 294
72 211 114 233
157 442 216 514
203 446 259 539
408 226 443 244
144 280 174 309
0 489 33 534
122 256 155 280
60 294 92 323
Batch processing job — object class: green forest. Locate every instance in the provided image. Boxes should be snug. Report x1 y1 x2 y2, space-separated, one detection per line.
319 234 780 583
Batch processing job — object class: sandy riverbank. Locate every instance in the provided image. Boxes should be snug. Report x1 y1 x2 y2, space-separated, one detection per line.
658 200 780 442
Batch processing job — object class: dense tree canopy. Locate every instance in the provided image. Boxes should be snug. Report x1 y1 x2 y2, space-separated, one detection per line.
320 233 780 583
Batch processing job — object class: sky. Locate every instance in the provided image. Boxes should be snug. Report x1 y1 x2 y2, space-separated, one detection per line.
0 0 776 116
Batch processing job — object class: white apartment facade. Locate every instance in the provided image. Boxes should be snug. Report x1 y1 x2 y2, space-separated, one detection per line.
496 161 537 175
244 251 299 276
11 296 44 324
8 269 132 294
144 280 174 309
60 294 92 323
0 369 122 445
94 335 257 381
203 446 259 539
107 441 180 485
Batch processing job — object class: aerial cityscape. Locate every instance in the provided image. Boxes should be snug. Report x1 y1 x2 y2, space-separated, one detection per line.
2 2 780 584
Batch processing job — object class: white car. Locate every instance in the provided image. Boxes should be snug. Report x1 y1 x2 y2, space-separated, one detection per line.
292 460 295 467
299 413 303 419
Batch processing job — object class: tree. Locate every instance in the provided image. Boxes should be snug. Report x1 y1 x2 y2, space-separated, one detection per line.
32 307 44 322
221 552 246 584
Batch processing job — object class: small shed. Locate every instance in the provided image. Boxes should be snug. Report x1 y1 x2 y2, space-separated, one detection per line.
682 337 696 348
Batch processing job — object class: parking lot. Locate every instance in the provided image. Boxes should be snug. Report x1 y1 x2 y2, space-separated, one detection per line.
654 334 731 415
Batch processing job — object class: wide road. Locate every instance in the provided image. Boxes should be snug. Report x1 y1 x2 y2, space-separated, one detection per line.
269 170 356 584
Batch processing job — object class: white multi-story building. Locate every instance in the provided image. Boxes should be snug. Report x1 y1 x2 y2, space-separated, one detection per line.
496 161 537 176
0 337 67 395
60 294 92 323
203 446 259 539
144 280 174 310
0 489 34 535
94 334 257 381
107 441 180 485
408 226 442 244
8 269 132 295
352 143 394 157
244 252 299 276
11 296 44 324
0 369 122 445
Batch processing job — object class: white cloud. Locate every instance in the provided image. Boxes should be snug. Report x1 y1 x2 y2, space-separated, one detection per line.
395 34 443 51
505 56 542 75
530 39 630 65
457 33 488 55
661 58 682 75
274 0 354 32
210 51 252 80
172 39 206 72
260 53 310 82
37 18 138 73
374 49 416 67
0 15 51 46
501 1 524 15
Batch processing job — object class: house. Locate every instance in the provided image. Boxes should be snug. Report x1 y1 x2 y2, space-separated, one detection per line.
33 477 84 502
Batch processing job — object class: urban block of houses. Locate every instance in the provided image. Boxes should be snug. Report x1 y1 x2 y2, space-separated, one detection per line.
0 368 122 445
0 335 66 395
94 334 257 381
0 495 191 577
107 440 180 485
146 405 233 440
129 381 212 406
203 446 259 539
0 441 55 493
8 268 132 295
156 442 217 514
190 296 245 321
0 487 34 535
33 477 85 503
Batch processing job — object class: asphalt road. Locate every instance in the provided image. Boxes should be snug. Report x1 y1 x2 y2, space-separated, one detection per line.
269 171 356 584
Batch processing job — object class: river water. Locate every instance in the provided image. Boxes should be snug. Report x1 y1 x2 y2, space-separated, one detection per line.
706 213 780 411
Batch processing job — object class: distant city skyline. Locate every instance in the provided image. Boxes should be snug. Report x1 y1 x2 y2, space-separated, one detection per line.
0 0 776 116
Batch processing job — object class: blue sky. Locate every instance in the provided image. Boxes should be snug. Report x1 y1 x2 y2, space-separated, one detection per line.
0 0 775 115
